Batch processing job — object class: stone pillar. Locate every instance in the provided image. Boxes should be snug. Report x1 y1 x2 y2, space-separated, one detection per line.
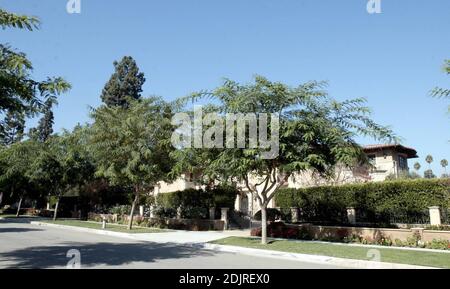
411 227 424 241
291 207 299 223
46 202 50 210
149 206 156 218
346 207 356 225
102 217 106 229
139 205 144 217
209 207 216 220
429 206 441 226
221 208 229 230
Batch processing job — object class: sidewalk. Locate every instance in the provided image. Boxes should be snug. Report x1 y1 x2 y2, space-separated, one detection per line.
31 221 249 243
30 221 437 269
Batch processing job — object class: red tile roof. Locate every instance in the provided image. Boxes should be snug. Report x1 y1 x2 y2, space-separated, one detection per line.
363 144 418 158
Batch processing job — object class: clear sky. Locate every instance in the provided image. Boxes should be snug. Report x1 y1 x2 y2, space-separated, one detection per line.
1 0 449 174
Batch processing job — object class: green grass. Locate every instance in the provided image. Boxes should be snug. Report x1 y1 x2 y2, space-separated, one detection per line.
210 237 450 269
42 220 168 234
0 214 36 219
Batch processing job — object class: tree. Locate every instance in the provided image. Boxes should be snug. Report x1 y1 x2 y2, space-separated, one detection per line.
425 155 434 169
36 98 55 142
100 56 145 108
172 76 397 244
29 128 95 220
0 9 39 30
441 159 448 177
89 98 174 229
0 111 25 146
431 60 450 103
424 169 436 179
413 162 421 173
0 140 40 216
0 9 70 134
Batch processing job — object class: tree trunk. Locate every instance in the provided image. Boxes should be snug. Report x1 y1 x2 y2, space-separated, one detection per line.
0 192 3 207
261 206 268 244
53 197 60 221
16 196 23 217
128 193 139 230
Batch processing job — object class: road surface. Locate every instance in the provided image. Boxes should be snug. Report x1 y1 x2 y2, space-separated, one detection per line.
0 218 343 269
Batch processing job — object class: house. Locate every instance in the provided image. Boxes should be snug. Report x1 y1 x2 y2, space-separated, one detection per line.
154 144 419 216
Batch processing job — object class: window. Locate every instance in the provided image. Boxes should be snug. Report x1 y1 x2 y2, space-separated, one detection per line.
398 155 408 170
368 155 376 166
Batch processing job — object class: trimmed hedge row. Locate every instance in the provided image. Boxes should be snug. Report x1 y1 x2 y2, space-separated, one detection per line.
275 179 450 224
155 186 237 219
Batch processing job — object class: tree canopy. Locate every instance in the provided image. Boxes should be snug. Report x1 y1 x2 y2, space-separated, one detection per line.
100 56 146 108
89 98 174 229
172 76 397 243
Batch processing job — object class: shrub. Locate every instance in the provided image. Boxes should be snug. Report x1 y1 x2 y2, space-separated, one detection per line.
250 222 299 239
155 186 238 219
253 208 282 222
107 205 131 215
275 179 450 224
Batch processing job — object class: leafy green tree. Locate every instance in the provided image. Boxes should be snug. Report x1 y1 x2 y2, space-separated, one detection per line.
0 9 39 30
0 140 40 216
0 111 25 146
173 76 397 244
431 60 450 102
100 56 145 108
0 9 70 134
29 129 95 220
89 98 174 229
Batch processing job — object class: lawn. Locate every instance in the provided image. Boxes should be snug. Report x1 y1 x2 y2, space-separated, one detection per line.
41 220 168 234
210 237 450 269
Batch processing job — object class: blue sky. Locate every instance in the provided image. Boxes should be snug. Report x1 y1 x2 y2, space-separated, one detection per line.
1 0 449 174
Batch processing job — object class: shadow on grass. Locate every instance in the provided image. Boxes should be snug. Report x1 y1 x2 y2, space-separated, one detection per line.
0 241 215 269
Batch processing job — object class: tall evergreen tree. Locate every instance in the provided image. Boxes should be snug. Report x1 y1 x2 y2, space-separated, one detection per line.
36 99 54 142
100 56 145 108
0 111 25 146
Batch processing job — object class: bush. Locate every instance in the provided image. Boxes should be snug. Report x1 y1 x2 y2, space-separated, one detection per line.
275 179 450 224
108 205 131 215
155 186 238 219
250 222 299 239
153 207 177 218
253 208 282 222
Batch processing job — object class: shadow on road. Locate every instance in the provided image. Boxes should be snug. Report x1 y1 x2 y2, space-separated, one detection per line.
0 241 215 269
0 227 43 233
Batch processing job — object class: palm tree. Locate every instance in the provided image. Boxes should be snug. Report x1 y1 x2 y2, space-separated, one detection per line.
425 155 434 169
441 159 448 175
414 162 421 172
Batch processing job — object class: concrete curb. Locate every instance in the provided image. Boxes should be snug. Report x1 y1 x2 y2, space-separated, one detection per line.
31 221 149 241
199 243 437 269
246 236 450 254
31 221 439 269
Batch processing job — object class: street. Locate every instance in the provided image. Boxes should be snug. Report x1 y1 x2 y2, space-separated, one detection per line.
0 218 343 269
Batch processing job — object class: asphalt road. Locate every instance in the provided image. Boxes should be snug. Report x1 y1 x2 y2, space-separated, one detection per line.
0 218 343 269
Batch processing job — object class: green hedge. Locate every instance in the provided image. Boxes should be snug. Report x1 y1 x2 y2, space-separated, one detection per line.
155 186 237 219
275 179 450 224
